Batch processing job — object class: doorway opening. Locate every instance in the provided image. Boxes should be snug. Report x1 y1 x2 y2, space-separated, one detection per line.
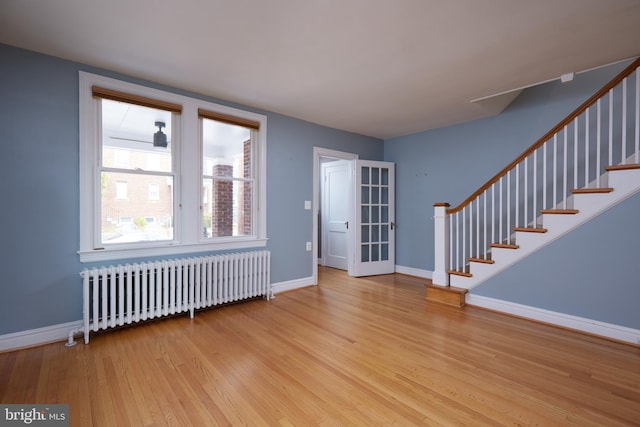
312 148 358 284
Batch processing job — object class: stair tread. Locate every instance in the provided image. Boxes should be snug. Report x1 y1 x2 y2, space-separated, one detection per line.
490 243 520 249
513 227 547 233
469 257 495 264
571 187 614 194
448 270 472 278
541 209 579 214
605 163 640 171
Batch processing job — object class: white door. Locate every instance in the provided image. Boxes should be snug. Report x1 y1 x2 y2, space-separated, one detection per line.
351 160 395 277
321 160 351 270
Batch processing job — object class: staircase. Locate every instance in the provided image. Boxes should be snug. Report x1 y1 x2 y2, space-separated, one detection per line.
433 57 640 292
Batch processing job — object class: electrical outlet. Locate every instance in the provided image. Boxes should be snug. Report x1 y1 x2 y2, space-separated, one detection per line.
306 242 312 251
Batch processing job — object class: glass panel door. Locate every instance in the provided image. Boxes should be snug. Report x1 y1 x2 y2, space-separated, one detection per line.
352 160 394 276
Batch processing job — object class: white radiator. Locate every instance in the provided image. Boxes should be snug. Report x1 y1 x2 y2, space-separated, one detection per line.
70 250 271 344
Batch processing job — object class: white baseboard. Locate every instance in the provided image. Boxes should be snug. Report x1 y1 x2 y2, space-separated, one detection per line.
395 265 433 279
271 276 315 294
0 320 83 352
466 294 640 345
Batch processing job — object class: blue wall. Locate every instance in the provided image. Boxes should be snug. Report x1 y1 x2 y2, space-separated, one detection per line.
384 60 638 328
472 192 640 329
0 44 383 335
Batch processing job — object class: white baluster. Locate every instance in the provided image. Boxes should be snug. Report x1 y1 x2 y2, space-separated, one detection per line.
524 156 528 227
574 119 579 190
455 211 460 271
609 88 614 166
584 109 589 187
563 126 568 209
597 99 602 187
499 177 503 243
507 170 511 242
476 197 480 258
491 183 495 245
462 206 466 269
622 77 627 164
543 143 547 209
553 135 557 208
483 189 487 257
515 163 520 228
533 150 537 226
636 68 639 164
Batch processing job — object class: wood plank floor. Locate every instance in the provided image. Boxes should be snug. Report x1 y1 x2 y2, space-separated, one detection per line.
1 266 639 426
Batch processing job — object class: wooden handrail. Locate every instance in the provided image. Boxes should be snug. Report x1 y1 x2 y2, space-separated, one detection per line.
447 56 640 214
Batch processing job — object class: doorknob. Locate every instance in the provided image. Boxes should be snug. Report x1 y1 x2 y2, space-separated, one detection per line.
345 221 348 229
391 221 395 230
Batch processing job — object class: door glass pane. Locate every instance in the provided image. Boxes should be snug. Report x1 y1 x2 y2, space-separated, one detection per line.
371 225 379 243
361 167 369 184
381 244 389 261
371 167 379 185
361 225 369 243
381 206 388 223
381 224 388 241
361 245 369 262
361 186 369 204
371 244 379 261
381 187 388 204
371 187 379 204
381 168 388 185
361 206 369 223
372 206 379 223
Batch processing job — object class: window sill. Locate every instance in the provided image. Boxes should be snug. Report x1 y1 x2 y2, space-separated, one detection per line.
78 238 268 263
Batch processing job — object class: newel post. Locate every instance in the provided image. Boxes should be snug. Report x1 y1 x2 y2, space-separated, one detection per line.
433 203 450 286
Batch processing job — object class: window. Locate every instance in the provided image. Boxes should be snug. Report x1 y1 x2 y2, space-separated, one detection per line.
148 183 160 201
200 110 259 239
79 72 267 262
115 181 128 200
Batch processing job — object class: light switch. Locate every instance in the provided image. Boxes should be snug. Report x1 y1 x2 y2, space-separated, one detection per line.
304 200 312 210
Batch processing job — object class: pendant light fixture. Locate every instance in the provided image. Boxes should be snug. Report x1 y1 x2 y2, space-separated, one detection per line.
153 121 167 148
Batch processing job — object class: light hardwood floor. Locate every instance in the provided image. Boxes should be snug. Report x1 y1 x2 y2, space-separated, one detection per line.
1 266 639 426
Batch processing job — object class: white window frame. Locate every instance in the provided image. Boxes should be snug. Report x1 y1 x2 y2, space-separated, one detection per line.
79 71 267 262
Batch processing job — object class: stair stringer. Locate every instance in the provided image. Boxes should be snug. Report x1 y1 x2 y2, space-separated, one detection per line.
450 167 640 290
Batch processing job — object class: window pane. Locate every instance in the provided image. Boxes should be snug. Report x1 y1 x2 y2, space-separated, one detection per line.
202 118 252 179
101 99 172 173
101 172 174 244
205 179 253 238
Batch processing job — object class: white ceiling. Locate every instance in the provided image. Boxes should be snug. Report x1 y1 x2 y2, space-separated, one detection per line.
2 0 640 139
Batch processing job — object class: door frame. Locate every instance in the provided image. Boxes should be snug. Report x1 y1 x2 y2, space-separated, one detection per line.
312 147 358 285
